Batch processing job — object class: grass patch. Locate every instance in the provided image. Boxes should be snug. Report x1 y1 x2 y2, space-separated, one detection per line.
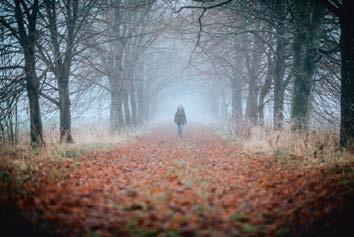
163 229 181 237
242 223 258 234
88 231 103 237
0 170 11 182
275 147 292 160
340 178 354 186
230 213 248 222
276 226 289 237
126 221 157 237
52 146 85 159
221 123 354 165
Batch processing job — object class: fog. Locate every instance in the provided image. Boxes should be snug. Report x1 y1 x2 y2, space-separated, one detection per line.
0 0 344 146
154 81 215 123
1 1 353 235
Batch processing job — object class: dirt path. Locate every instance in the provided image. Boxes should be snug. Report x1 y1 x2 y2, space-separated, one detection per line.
3 124 354 236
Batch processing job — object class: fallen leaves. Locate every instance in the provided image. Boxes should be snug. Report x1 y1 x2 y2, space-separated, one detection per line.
1 124 354 236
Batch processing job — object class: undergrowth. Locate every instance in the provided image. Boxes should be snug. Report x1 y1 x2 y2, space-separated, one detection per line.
220 122 354 166
0 124 143 183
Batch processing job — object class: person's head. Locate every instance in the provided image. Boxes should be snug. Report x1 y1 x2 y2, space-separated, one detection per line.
178 104 184 110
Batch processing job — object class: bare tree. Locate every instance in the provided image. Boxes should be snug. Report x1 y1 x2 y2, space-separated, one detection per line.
37 0 97 143
320 0 354 151
290 0 325 130
1 0 44 146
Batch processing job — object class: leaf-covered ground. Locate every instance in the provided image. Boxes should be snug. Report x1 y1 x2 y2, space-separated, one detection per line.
1 124 354 236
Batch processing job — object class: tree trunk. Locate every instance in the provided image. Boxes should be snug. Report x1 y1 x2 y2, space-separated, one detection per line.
137 81 144 124
258 81 271 126
110 89 124 131
291 27 309 129
130 82 138 126
339 1 354 151
143 77 151 122
230 78 243 120
273 0 286 129
258 50 273 126
245 74 259 123
123 88 132 127
58 76 73 143
25 51 44 146
291 0 324 130
13 0 43 146
42 0 75 143
110 91 118 131
118 97 124 129
244 35 262 124
136 64 145 124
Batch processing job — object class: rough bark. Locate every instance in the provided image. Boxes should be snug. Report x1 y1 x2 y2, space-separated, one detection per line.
258 49 273 125
230 77 243 120
108 0 131 131
291 0 325 130
339 0 354 151
245 41 261 124
137 66 145 124
130 85 138 126
273 0 287 129
123 87 132 127
25 50 44 146
58 76 73 143
110 84 125 131
13 0 44 146
41 0 82 143
245 73 259 123
110 89 124 131
230 51 244 121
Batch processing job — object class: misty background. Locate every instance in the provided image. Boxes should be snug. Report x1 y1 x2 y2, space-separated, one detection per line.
1 0 351 149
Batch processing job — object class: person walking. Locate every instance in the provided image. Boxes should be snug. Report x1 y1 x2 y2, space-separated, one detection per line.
174 105 187 137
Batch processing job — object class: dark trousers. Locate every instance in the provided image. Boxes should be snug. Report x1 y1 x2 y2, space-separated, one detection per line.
177 124 184 137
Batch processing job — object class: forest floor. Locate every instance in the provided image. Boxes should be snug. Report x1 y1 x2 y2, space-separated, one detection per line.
1 124 354 236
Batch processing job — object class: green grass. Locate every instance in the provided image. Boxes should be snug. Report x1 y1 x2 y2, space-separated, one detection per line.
0 170 11 182
230 213 247 222
276 226 289 237
242 223 258 234
163 229 181 237
126 221 157 237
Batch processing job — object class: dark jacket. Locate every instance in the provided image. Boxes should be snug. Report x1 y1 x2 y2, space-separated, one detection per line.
174 108 186 125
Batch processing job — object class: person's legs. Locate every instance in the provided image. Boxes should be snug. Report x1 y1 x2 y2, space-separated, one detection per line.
179 124 183 137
